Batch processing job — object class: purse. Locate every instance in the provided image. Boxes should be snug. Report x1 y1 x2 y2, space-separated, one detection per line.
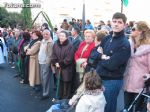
76 58 87 73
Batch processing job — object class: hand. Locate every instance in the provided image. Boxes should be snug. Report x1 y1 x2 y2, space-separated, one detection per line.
81 62 87 68
55 63 60 68
97 46 103 54
101 54 110 60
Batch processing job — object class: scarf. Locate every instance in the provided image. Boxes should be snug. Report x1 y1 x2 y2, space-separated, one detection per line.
29 38 40 48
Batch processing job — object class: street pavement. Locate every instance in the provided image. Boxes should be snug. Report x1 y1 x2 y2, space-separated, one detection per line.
0 64 53 112
0 63 124 112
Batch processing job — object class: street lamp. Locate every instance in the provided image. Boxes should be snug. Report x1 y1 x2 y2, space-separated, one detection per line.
82 0 85 31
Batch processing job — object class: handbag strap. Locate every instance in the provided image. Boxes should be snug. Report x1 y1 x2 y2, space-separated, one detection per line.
80 44 89 58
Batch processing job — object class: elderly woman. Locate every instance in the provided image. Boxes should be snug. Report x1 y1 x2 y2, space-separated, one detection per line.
26 30 41 89
74 29 95 83
51 30 75 99
124 21 150 111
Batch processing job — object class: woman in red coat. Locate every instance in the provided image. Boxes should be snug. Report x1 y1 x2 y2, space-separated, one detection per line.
74 29 95 83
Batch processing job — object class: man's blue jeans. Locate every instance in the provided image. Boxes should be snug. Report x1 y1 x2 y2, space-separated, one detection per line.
102 80 123 112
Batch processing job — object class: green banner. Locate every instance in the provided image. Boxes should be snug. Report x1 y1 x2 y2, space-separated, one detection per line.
122 0 128 7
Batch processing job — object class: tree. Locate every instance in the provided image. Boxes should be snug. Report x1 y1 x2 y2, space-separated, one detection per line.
21 0 32 28
0 7 24 28
8 12 24 29
0 7 9 27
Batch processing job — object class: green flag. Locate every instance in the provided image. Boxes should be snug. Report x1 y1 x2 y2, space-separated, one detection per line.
122 0 128 7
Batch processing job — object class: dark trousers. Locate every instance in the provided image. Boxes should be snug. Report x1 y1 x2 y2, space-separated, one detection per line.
59 81 71 99
71 71 80 95
23 56 29 83
124 91 145 112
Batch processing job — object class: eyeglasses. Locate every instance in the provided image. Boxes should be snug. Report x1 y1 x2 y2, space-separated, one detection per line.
132 27 137 31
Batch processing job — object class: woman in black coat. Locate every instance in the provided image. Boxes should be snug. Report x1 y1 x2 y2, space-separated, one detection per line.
51 30 75 99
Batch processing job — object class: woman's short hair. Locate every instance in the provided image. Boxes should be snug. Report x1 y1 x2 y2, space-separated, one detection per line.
23 32 30 41
60 30 69 37
84 71 102 90
96 30 107 42
84 29 95 38
32 30 43 40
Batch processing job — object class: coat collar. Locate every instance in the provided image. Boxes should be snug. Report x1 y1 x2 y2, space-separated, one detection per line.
84 89 102 96
57 39 69 46
110 30 125 39
133 45 150 57
42 38 53 43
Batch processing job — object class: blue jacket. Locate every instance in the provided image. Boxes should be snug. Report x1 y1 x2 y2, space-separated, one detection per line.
96 30 131 80
68 35 82 52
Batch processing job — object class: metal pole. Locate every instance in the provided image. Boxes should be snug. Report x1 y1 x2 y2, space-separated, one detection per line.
121 0 123 13
82 0 85 31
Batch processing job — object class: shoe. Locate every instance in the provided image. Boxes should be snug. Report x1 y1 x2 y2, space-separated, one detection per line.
9 62 12 64
11 66 15 68
20 80 24 84
33 85 41 92
23 81 29 84
40 96 49 100
13 74 19 78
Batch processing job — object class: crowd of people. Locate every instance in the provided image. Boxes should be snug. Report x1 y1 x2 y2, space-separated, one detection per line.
0 12 150 112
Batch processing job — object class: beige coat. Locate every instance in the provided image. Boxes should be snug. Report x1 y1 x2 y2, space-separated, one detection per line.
26 41 41 87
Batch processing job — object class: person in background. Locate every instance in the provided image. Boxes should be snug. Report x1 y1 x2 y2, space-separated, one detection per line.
97 20 105 30
7 31 15 64
41 23 53 39
19 32 31 84
26 30 41 91
12 30 22 76
124 21 150 112
53 27 58 43
68 27 82 52
96 12 131 112
84 20 94 30
38 29 54 100
60 19 69 31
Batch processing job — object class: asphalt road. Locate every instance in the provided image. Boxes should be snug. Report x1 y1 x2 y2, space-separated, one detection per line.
0 64 52 112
